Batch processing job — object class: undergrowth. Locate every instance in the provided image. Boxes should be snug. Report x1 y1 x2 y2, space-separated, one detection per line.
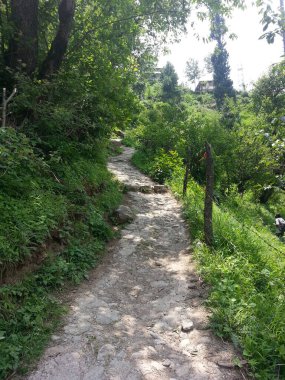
0 130 122 379
132 149 285 380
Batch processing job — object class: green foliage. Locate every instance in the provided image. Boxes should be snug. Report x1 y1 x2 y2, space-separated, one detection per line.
169 172 285 380
210 11 235 109
0 236 107 377
149 149 183 183
136 101 187 153
185 58 201 85
0 113 122 378
131 88 281 199
211 43 235 109
258 1 285 45
0 154 122 378
252 61 285 129
241 67 285 196
131 150 153 175
160 62 180 101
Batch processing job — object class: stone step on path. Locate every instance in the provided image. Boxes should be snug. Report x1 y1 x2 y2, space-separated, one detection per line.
25 146 247 380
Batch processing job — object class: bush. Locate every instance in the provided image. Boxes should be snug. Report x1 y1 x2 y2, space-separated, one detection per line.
149 149 183 184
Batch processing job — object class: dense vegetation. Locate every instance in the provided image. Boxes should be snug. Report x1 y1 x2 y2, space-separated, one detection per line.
0 0 284 379
125 59 285 379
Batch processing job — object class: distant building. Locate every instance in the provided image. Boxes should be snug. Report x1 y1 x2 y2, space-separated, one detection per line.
195 80 214 93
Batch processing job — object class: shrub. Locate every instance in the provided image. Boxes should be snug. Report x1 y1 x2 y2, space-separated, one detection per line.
149 149 183 184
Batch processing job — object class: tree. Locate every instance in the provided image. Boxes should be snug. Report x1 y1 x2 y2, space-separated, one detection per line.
210 11 235 109
2 0 75 79
9 0 39 75
185 58 201 85
160 62 179 101
252 61 285 126
39 0 75 79
0 0 246 83
258 0 285 55
251 61 285 199
204 54 213 74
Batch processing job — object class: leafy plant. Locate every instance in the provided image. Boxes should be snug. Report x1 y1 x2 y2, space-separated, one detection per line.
149 149 183 184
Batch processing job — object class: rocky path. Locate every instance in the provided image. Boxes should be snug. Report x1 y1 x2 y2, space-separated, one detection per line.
26 146 246 380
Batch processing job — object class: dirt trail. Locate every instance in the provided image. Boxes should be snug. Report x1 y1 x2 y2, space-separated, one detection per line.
26 146 245 380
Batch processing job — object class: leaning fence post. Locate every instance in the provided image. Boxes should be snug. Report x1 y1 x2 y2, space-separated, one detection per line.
183 147 191 197
204 141 214 246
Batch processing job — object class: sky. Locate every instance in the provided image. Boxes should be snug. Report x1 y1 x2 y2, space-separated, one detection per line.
158 1 283 90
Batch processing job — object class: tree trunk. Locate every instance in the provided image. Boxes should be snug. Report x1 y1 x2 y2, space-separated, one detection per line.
9 0 38 75
204 142 214 247
39 0 75 79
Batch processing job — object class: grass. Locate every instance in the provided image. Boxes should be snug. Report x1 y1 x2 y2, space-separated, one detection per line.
173 176 285 379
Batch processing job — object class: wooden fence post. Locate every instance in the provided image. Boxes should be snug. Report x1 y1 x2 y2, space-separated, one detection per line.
183 147 191 197
204 141 214 246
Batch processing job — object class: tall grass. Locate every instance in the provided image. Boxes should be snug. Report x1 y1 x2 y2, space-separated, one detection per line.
169 171 285 380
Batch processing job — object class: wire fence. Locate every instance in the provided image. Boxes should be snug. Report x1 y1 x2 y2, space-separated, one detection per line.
212 196 285 256
183 184 285 257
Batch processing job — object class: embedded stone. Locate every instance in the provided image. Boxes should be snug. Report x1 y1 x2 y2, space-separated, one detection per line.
97 344 116 362
153 185 167 193
162 359 171 367
114 205 134 224
181 320 194 333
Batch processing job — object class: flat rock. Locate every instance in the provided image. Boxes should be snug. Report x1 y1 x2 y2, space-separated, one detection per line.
153 185 168 193
64 321 91 335
51 335 60 341
45 345 66 357
97 344 116 362
83 366 106 380
149 331 160 339
216 361 236 369
150 280 168 288
217 360 247 368
140 185 153 193
114 205 134 224
181 320 194 332
96 307 120 324
162 359 172 367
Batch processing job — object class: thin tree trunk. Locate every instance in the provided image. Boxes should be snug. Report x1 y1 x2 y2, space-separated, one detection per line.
39 0 75 79
204 142 214 247
9 0 38 75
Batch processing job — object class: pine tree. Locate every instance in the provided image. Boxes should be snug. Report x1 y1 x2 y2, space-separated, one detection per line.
210 13 235 109
160 62 179 101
